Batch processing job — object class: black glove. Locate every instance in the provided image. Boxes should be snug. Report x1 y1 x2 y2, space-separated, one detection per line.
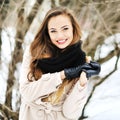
81 61 101 78
64 61 101 80
64 65 83 80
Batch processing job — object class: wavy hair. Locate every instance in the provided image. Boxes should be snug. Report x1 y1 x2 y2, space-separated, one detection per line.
28 7 82 81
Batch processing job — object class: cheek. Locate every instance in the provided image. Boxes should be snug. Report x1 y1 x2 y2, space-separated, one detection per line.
68 30 73 39
67 27 73 37
49 34 55 41
49 33 56 43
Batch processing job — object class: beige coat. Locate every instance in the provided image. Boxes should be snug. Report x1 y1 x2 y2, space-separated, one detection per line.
19 46 88 120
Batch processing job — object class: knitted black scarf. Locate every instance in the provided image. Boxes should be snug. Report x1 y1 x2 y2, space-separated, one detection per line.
37 42 86 73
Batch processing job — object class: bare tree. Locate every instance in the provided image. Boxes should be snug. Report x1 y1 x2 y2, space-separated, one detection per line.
0 0 10 62
59 0 120 119
60 0 120 58
0 0 44 119
0 0 120 119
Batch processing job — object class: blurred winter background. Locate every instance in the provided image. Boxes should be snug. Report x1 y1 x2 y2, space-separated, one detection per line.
0 0 120 120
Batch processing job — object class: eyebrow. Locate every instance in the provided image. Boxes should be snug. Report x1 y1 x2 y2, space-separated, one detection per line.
61 25 69 28
49 25 69 30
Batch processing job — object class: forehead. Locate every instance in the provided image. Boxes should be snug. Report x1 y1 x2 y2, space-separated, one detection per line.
48 14 72 28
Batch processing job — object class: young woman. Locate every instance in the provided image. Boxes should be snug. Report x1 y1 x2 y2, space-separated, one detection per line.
19 7 100 120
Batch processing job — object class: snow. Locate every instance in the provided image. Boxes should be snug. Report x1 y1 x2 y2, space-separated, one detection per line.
85 55 120 119
85 68 120 119
94 33 120 60
0 28 16 103
0 28 120 119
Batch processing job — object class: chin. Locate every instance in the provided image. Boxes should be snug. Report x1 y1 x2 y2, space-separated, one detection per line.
57 45 68 49
57 42 71 49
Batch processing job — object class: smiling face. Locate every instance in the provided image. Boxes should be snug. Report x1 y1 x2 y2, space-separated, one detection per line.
48 14 73 49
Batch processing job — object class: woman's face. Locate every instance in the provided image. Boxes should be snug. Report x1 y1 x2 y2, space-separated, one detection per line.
48 14 73 49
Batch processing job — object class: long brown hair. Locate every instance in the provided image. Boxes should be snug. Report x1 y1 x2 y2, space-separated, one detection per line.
28 7 82 81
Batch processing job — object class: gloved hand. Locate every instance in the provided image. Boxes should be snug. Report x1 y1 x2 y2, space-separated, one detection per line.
64 61 101 80
81 61 101 78
64 65 83 80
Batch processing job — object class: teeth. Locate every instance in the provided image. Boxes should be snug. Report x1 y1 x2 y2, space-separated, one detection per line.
57 40 66 43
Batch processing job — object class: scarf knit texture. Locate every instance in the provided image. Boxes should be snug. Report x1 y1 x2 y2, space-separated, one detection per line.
37 41 86 73
36 41 86 105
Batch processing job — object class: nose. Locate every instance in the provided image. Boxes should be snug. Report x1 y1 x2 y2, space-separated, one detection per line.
56 31 64 40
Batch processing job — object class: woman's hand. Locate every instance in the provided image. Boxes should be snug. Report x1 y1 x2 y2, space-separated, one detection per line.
86 56 92 63
63 56 91 80
60 70 66 80
79 71 88 86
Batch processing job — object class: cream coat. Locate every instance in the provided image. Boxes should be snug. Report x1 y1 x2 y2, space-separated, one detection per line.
19 46 88 120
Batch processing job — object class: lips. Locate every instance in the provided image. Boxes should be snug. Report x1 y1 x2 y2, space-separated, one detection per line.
57 39 67 44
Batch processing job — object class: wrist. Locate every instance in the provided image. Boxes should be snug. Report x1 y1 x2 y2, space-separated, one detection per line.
82 71 87 75
82 70 89 79
79 71 88 86
60 70 65 80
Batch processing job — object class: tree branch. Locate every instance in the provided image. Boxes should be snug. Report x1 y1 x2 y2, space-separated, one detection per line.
79 46 120 119
0 103 18 120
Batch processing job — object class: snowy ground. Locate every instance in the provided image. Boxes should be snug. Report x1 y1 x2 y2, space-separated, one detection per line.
85 57 120 120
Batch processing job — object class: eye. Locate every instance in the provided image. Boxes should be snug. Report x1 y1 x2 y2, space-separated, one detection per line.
63 27 69 30
50 30 56 33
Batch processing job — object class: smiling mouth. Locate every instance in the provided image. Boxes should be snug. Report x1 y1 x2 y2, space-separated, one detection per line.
57 39 67 44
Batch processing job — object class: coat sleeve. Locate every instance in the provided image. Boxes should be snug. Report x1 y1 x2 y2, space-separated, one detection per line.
19 46 62 102
62 81 88 119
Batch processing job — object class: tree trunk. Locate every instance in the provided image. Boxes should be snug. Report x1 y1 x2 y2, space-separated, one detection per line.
4 0 44 119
